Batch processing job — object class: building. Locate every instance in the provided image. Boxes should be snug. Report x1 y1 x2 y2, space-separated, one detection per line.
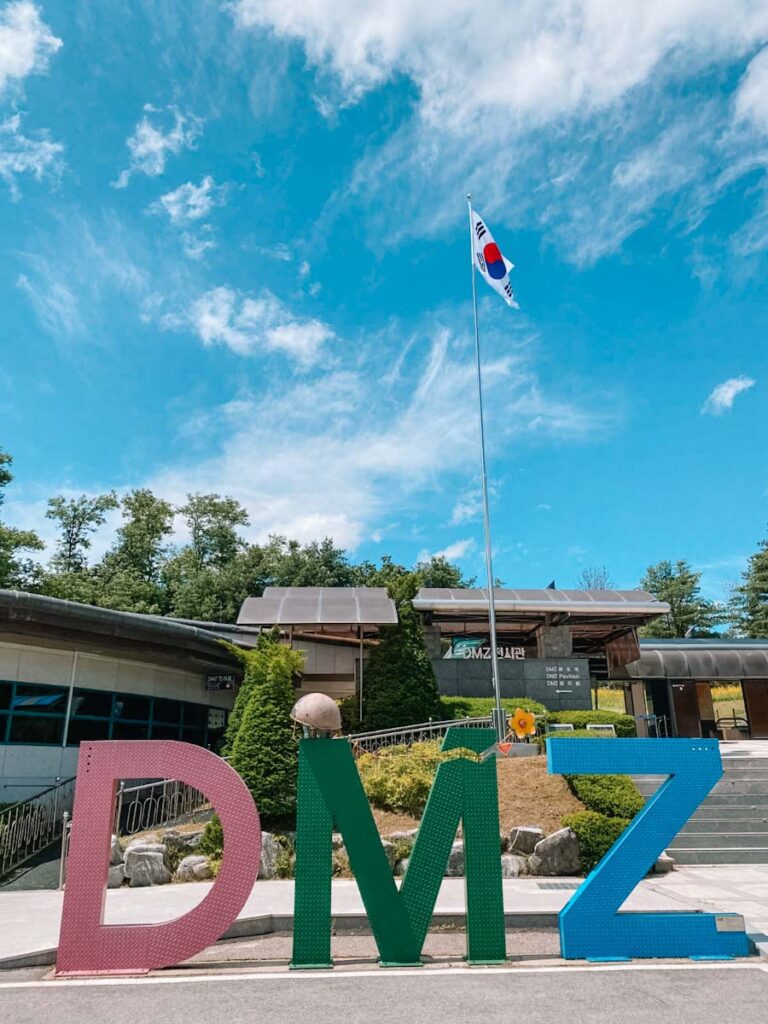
414 587 669 711
613 639 768 739
0 590 242 802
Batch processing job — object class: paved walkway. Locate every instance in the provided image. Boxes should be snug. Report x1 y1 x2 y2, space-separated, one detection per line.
1 868 767 968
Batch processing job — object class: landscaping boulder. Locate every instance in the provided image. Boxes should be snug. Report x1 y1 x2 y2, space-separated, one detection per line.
445 840 464 877
394 858 409 877
161 828 204 856
109 834 123 866
508 826 544 856
175 855 213 882
124 849 171 887
501 854 528 878
387 829 418 843
528 828 580 877
259 832 282 880
124 841 169 866
331 833 345 851
107 864 126 888
381 840 397 871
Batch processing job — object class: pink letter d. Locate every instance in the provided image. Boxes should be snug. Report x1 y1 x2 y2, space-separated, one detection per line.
57 741 261 974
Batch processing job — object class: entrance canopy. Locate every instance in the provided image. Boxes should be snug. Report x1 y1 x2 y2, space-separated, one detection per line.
413 587 668 652
614 639 768 680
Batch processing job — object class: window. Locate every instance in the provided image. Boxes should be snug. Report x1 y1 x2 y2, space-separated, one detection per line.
150 723 181 740
71 689 112 718
9 716 64 745
12 683 67 714
0 681 12 711
183 702 208 728
153 699 181 724
112 720 149 740
67 718 111 743
113 693 150 722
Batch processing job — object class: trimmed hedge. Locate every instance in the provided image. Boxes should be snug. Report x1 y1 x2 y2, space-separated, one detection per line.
537 728 608 751
440 696 547 719
562 811 631 873
547 710 635 737
356 740 479 817
567 773 644 819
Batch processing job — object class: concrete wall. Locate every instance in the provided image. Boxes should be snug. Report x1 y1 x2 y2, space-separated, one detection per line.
0 638 235 802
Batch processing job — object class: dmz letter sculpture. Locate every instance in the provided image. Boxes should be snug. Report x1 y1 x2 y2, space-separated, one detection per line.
56 732 749 975
57 741 261 975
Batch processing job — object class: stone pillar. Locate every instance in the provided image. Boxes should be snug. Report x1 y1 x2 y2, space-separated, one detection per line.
536 625 573 658
421 622 443 660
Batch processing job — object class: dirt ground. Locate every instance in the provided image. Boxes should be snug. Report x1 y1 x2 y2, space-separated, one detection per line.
372 754 585 839
496 756 584 835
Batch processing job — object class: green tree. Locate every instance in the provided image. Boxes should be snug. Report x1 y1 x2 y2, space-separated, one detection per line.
95 489 174 613
361 593 442 731
228 636 304 825
164 493 250 621
729 532 768 637
0 448 44 590
639 559 726 638
46 491 119 574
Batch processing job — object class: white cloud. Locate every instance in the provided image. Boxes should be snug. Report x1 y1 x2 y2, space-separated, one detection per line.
701 375 756 415
16 271 81 335
184 286 334 366
149 175 227 225
0 1 61 97
734 46 768 134
144 323 612 550
113 105 203 188
232 1 768 127
451 489 482 526
417 538 476 563
0 113 63 197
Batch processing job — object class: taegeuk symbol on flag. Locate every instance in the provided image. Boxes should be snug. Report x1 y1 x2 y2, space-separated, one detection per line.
471 209 518 308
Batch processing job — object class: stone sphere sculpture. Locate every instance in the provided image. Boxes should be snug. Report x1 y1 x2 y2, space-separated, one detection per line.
290 693 342 735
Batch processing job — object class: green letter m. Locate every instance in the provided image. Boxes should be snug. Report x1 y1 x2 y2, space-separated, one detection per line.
291 728 505 968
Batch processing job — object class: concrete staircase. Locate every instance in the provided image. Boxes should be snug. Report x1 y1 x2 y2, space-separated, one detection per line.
633 755 768 865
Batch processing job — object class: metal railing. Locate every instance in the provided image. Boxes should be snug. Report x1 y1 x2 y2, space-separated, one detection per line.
347 715 493 754
0 776 76 880
58 774 216 888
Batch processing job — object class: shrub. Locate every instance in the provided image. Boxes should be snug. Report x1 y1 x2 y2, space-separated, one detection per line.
562 811 631 873
228 636 305 827
537 728 607 751
440 696 548 719
567 774 644 819
356 740 478 817
338 695 361 733
547 710 636 737
199 814 223 857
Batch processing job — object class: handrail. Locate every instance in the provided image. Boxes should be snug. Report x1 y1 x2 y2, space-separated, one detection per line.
0 776 76 880
347 715 494 754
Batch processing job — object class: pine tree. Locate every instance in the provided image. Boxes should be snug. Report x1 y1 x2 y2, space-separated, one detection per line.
228 637 304 825
361 594 442 730
639 559 726 637
730 535 768 637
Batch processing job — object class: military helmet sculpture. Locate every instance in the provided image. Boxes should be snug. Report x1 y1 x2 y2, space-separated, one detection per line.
290 692 342 737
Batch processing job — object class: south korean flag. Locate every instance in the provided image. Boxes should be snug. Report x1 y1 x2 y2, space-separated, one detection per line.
471 209 518 308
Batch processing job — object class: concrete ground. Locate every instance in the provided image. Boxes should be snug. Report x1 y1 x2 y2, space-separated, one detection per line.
1 963 768 1024
2 868 768 968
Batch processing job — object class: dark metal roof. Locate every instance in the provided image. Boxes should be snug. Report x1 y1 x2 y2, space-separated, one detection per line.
238 587 397 628
614 639 768 680
413 588 668 619
0 589 240 671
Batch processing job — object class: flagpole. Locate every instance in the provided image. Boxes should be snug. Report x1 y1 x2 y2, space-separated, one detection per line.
466 193 506 742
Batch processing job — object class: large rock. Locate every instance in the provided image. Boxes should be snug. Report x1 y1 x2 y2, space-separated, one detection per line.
259 832 282 880
124 847 171 887
445 840 464 877
508 826 544 856
381 840 397 871
107 864 126 888
175 855 213 882
161 828 204 856
501 854 528 878
394 858 410 877
124 841 169 865
109 834 123 866
331 833 345 851
386 829 419 843
528 828 580 877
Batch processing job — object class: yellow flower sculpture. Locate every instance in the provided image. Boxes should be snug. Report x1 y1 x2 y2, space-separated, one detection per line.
509 708 536 740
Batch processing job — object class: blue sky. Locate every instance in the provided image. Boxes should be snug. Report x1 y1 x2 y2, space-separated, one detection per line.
1 1 767 600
